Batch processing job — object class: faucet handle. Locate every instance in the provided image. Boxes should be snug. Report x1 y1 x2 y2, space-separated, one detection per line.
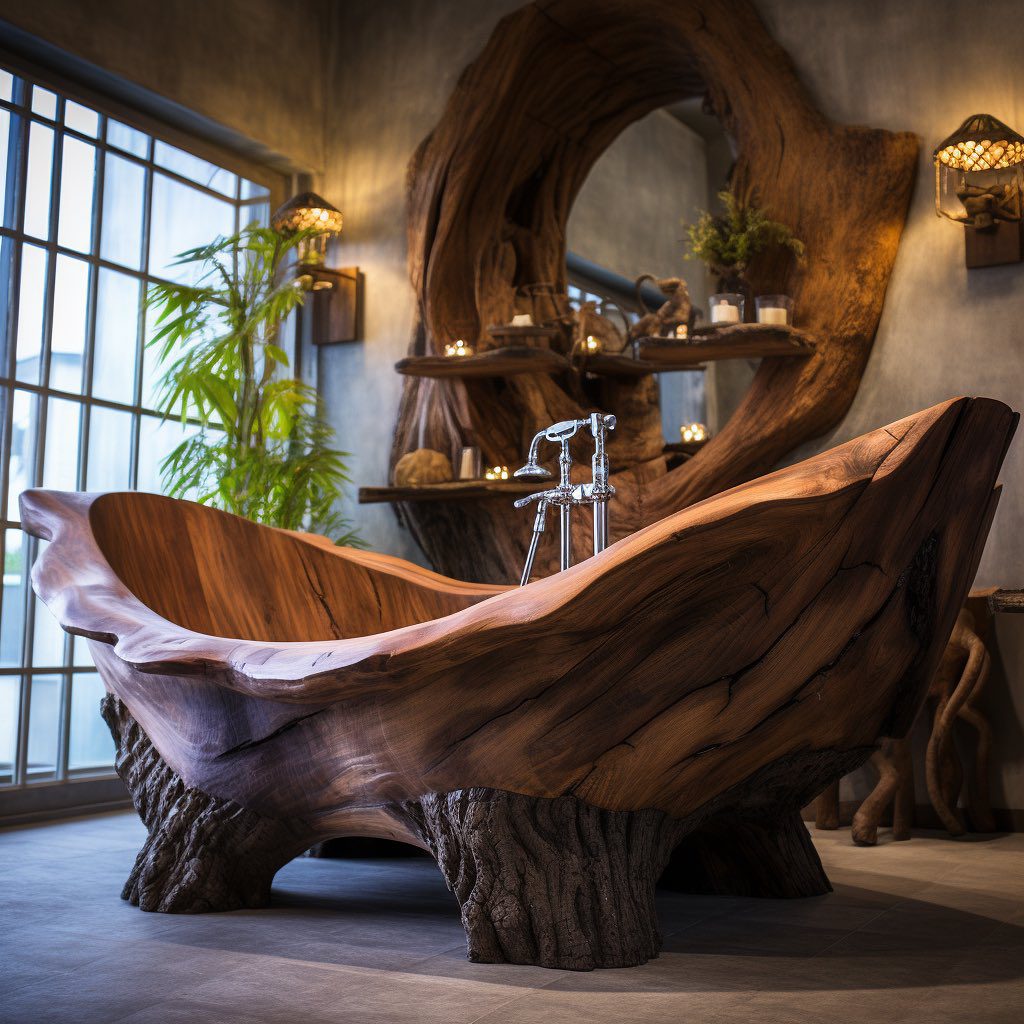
514 488 559 508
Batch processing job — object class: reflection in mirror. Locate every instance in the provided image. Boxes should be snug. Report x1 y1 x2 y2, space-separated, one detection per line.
567 98 754 447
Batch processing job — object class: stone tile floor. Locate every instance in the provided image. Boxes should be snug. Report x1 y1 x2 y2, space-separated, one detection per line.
1 811 1021 1023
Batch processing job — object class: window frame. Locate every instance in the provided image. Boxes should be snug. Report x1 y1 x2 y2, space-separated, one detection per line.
0 53 288 800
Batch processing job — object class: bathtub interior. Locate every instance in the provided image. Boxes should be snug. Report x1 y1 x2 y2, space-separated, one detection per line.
88 492 491 643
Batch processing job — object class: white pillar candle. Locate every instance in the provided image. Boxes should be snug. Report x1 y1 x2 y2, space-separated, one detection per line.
757 306 789 325
711 303 740 324
511 313 534 327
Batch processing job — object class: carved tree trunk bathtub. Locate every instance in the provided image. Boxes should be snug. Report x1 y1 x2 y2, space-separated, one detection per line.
22 397 1016 970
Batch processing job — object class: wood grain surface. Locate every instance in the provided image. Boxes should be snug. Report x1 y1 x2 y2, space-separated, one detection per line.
22 397 1015 967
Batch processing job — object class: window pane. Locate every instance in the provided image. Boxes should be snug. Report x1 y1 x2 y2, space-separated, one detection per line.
0 69 14 102
240 179 270 200
72 634 95 668
92 267 139 402
0 108 22 230
64 100 99 138
137 414 196 496
153 139 236 196
15 243 47 384
68 673 113 771
30 87 57 119
86 405 133 491
239 200 269 229
24 121 53 238
42 396 82 491
1 528 27 667
57 136 96 252
6 389 39 519
149 172 234 282
106 118 148 158
26 673 61 777
100 152 145 269
0 675 17 784
49 254 90 392
32 592 67 668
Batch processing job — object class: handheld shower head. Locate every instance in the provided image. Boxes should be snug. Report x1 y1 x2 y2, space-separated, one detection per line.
513 462 552 479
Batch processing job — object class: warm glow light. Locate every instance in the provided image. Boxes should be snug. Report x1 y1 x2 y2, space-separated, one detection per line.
934 114 1024 172
673 323 689 340
271 191 344 265
444 339 474 357
680 422 708 444
583 335 602 353
485 465 510 480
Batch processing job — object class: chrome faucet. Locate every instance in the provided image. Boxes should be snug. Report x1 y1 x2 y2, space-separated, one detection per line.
513 413 616 586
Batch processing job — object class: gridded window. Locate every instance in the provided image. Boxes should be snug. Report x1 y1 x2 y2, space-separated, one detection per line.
0 64 279 789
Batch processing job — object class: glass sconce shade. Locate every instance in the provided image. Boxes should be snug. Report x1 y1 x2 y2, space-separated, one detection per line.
934 114 1024 172
271 191 343 263
934 115 1024 227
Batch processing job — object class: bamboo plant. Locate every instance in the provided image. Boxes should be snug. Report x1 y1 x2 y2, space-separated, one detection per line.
147 225 362 546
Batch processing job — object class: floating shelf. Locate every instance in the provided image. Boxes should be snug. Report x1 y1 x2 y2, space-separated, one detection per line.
359 479 540 505
395 346 568 379
582 353 707 377
635 323 815 367
486 324 562 345
988 589 1024 614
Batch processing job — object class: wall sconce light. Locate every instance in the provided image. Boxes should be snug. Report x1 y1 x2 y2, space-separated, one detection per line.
272 191 362 343
934 114 1024 268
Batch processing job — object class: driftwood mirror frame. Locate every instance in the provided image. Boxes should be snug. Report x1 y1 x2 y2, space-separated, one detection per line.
391 0 918 582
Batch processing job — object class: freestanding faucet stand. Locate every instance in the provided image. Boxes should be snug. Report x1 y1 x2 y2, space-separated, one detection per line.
514 414 616 585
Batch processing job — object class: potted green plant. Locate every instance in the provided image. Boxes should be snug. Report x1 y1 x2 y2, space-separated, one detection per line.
685 189 804 313
147 225 362 546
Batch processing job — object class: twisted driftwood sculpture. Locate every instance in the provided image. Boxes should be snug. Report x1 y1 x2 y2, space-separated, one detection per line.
24 398 1015 970
815 599 996 844
392 0 919 582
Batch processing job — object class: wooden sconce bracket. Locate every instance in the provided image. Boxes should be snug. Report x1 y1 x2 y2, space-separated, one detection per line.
388 0 919 583
305 265 362 344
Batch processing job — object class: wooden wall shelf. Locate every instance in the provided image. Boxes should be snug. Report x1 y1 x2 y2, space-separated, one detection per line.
359 479 539 504
395 346 568 378
634 324 815 367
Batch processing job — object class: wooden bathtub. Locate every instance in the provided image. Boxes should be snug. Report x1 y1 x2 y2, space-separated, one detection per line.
22 397 1016 969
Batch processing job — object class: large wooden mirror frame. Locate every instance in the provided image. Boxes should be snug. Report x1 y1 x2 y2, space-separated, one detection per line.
389 0 918 582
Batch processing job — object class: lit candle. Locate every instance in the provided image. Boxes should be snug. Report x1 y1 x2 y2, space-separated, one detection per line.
485 465 510 480
583 335 602 353
680 422 708 443
673 323 689 340
757 306 789 326
444 339 474 357
711 303 740 325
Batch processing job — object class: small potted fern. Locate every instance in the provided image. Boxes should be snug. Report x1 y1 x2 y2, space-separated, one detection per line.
686 189 804 322
147 225 362 546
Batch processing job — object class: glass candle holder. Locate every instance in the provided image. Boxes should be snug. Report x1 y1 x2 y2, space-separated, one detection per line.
458 446 482 480
673 323 689 340
755 294 793 326
709 293 744 325
680 422 708 444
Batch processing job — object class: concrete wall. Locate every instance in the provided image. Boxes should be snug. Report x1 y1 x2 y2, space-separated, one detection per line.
0 0 329 173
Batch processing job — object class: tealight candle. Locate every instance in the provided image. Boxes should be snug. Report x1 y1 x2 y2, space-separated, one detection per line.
755 294 794 326
680 422 708 444
583 334 602 353
444 339 474 357
485 465 510 480
709 293 744 325
673 323 689 340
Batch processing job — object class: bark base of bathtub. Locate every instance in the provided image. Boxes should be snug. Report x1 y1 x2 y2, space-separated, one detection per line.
102 695 312 913
103 687 870 970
